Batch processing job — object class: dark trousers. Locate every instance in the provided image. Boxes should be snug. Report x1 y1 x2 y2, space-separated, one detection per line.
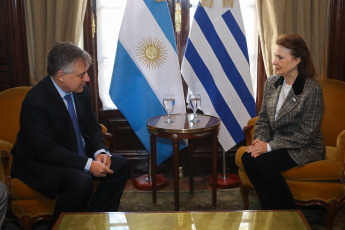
52 154 131 223
241 149 297 210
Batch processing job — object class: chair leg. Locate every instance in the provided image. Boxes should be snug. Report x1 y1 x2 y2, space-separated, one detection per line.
326 200 338 230
20 216 32 230
240 186 250 210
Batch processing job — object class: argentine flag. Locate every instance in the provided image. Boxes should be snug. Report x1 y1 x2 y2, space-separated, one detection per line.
181 0 256 152
109 0 185 165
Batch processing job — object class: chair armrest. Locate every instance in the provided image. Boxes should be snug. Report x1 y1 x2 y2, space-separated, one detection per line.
244 125 254 146
1 149 11 191
235 146 247 169
243 117 259 146
100 124 112 150
103 133 112 150
335 130 345 182
0 139 13 185
0 139 13 156
337 130 345 162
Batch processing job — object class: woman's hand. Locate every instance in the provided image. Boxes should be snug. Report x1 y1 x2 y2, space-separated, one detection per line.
246 140 268 158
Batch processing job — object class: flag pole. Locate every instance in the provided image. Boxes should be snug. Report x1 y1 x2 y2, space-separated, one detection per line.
112 0 181 191
210 148 240 188
133 151 168 190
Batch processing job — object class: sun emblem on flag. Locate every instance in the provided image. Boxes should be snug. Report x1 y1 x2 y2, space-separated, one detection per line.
137 37 167 69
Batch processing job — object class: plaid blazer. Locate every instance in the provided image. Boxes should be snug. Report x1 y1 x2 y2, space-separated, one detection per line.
254 75 325 166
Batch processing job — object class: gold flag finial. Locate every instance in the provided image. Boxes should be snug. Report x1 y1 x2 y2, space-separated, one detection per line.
223 0 234 8
91 13 96 38
200 0 213 8
175 3 181 32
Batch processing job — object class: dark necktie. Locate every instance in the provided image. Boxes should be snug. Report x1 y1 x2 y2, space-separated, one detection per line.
64 93 86 156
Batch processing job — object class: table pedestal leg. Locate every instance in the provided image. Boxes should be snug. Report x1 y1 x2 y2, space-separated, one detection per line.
173 140 179 211
150 135 157 205
188 139 196 197
212 135 218 209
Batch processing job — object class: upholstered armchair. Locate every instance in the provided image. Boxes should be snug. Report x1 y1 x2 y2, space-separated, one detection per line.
0 86 112 230
235 79 345 230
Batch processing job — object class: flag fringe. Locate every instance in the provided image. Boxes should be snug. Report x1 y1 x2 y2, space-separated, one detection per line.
223 0 234 8
200 0 213 8
200 0 233 8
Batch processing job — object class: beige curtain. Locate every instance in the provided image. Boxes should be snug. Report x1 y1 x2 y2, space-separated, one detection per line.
24 0 87 85
257 0 330 79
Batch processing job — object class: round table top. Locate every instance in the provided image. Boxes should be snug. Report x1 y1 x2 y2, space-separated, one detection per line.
147 113 220 134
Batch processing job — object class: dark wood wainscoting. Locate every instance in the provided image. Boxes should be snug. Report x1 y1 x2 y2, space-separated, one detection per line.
0 0 29 91
99 110 242 178
98 110 147 177
328 0 345 81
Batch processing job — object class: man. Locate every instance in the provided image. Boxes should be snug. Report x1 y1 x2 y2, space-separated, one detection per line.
11 42 131 223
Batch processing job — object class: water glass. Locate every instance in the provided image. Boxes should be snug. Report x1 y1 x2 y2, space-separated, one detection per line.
163 94 175 123
188 94 201 123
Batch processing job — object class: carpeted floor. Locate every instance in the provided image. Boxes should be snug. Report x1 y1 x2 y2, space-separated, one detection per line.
119 188 260 212
3 188 345 229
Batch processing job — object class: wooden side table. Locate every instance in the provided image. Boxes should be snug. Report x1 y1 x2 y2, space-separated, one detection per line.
147 113 221 211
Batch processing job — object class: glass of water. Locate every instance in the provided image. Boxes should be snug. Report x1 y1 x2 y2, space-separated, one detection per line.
188 94 201 123
163 94 175 123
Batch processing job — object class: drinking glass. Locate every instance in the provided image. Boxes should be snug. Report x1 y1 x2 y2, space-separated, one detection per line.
188 94 201 123
163 94 175 123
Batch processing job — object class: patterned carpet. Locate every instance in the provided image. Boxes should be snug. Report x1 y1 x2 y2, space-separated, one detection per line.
118 188 345 230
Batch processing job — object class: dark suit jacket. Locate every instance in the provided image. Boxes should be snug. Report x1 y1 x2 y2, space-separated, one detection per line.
255 75 325 166
11 76 107 198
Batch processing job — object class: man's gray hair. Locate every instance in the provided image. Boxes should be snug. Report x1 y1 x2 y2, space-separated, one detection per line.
47 41 92 76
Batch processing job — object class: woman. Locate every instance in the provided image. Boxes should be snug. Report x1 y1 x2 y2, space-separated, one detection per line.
241 34 325 209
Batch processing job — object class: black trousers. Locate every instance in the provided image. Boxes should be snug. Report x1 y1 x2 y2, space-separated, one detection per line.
241 149 297 210
52 154 131 223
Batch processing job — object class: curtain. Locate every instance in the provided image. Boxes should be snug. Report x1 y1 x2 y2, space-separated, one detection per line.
256 0 330 79
24 0 87 85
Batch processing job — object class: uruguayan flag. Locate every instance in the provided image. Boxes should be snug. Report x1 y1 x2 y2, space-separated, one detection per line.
109 0 185 165
181 0 256 152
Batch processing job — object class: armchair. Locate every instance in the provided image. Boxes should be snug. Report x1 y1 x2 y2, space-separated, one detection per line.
235 79 345 230
0 86 112 230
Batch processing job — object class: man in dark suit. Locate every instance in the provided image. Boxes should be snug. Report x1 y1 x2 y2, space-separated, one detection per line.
11 42 131 223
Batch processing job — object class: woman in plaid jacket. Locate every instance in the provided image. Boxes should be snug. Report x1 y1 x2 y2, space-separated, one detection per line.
241 34 325 209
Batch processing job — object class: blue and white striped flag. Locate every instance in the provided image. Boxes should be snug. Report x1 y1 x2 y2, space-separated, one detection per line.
181 0 256 152
109 0 185 165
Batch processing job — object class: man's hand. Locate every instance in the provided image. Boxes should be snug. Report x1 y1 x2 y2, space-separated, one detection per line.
90 160 113 177
246 140 268 158
95 153 111 168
